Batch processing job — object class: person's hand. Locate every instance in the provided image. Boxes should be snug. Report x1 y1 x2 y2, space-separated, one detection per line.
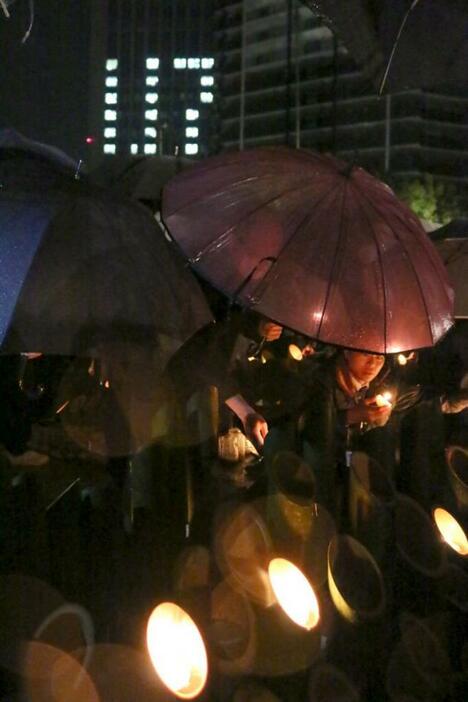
258 319 283 342
441 388 468 414
244 412 269 447
347 397 392 428
302 344 315 357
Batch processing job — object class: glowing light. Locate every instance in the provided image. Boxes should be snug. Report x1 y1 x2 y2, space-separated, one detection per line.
147 602 208 699
146 57 159 70
105 76 118 87
397 352 415 366
185 144 198 155
103 144 116 154
375 392 393 407
104 127 116 138
106 58 118 71
104 110 117 121
268 558 320 630
145 92 158 104
200 76 214 86
130 143 138 154
145 109 158 121
201 58 214 69
288 344 303 361
105 92 117 104
144 144 157 154
433 508 468 556
174 58 187 69
145 127 157 138
200 92 213 103
188 58 200 69
85 136 95 144
186 127 199 138
146 76 159 86
186 109 199 121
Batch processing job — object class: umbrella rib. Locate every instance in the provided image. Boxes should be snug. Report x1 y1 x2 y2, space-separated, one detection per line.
245 181 345 306
356 186 439 346
315 182 349 342
189 175 338 264
350 184 388 351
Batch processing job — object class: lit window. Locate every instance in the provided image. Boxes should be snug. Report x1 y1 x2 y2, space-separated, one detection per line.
188 58 200 69
144 143 157 154
130 143 138 155
104 127 116 138
146 76 159 86
106 58 118 71
200 76 214 86
174 58 187 69
106 76 118 87
186 109 199 121
201 58 214 69
103 144 116 154
200 92 213 103
185 144 198 155
105 93 118 104
186 127 199 138
145 109 158 121
145 93 158 104
104 110 117 121
145 127 157 138
146 57 159 70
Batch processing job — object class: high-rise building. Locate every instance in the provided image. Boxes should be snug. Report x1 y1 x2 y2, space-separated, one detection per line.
89 0 216 164
213 0 468 200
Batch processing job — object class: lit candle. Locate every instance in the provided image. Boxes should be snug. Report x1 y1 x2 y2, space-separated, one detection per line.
268 558 320 630
375 392 393 408
147 602 208 699
288 344 303 362
397 352 415 366
433 508 468 556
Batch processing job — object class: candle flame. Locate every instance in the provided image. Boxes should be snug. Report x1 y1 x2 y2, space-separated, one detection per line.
433 508 468 556
268 558 320 630
375 392 393 407
146 602 208 699
397 352 415 366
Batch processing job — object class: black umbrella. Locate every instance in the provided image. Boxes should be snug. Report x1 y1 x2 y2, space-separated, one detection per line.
0 147 212 357
430 219 468 319
303 0 468 93
90 154 194 213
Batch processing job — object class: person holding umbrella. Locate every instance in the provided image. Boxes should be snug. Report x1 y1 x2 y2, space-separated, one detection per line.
161 145 456 509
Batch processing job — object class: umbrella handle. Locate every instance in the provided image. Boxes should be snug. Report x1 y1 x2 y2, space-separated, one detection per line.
248 336 266 361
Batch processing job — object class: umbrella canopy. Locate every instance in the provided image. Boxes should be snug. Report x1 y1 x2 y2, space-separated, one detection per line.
90 155 194 212
0 154 212 357
303 1 468 93
0 128 79 174
162 147 453 354
430 220 468 319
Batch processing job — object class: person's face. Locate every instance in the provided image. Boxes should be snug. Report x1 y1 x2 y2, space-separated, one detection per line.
344 350 385 384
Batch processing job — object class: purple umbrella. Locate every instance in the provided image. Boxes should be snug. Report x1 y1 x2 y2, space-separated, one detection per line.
162 147 453 354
